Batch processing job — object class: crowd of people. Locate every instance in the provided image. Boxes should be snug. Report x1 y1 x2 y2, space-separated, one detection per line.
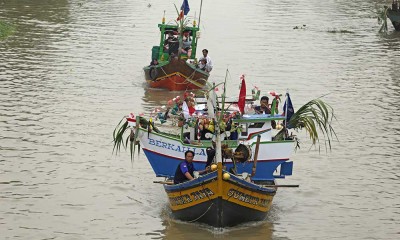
171 94 280 184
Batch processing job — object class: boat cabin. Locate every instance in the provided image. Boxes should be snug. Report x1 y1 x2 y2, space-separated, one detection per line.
180 110 285 145
232 114 285 141
151 22 200 63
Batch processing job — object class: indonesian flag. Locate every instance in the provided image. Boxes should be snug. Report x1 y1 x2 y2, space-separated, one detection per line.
238 75 246 114
177 0 190 21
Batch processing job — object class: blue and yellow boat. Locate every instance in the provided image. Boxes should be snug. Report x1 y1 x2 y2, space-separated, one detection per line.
113 77 336 227
163 163 277 227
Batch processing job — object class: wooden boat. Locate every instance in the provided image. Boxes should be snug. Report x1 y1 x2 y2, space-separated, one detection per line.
161 97 280 227
163 162 277 227
387 1 400 31
143 4 209 91
113 76 336 227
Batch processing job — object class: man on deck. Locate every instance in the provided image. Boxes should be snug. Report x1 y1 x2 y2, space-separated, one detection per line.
173 150 210 184
254 96 271 114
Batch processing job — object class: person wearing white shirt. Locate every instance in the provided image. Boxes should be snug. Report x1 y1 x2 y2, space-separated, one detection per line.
198 49 213 73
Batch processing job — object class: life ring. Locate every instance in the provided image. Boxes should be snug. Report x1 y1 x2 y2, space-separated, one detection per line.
149 67 158 81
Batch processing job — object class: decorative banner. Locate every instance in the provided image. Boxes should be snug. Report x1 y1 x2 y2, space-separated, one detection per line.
238 75 246 114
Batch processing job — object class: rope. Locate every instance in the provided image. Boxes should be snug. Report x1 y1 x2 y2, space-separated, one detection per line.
159 66 204 88
187 179 215 223
187 202 214 223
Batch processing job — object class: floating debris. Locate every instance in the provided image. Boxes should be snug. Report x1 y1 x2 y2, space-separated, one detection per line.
293 24 307 30
0 20 15 39
327 28 355 34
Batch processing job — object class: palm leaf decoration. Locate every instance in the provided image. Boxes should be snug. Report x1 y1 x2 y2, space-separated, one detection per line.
113 116 153 161
275 98 337 152
112 117 130 155
378 6 389 33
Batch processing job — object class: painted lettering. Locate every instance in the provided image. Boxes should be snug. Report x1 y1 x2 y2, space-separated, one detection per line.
149 138 155 145
227 188 268 206
198 149 206 156
167 143 175 150
170 188 215 206
146 138 207 156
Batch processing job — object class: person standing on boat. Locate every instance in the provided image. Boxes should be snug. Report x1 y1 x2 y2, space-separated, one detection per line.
254 96 271 114
173 150 210 184
198 49 213 72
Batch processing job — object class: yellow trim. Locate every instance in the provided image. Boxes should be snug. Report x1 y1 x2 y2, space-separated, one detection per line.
145 72 189 82
166 174 275 212
221 181 274 212
217 162 223 197
167 181 218 211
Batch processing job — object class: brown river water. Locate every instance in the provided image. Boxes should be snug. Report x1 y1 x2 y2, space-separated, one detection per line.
1 0 399 239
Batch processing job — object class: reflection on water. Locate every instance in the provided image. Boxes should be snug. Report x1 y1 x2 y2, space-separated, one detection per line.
162 220 276 240
1 0 400 239
159 203 281 240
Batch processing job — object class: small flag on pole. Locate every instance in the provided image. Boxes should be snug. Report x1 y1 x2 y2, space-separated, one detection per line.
283 93 294 128
177 0 190 21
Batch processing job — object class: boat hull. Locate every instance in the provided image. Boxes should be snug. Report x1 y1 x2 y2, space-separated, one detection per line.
137 127 294 180
143 58 209 91
387 9 400 31
164 169 276 227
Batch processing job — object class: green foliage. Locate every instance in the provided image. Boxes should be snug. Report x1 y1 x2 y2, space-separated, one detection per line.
276 98 337 152
112 116 156 161
173 4 191 59
0 20 15 39
112 117 130 155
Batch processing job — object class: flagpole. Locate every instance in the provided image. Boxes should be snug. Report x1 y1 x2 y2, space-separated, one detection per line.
284 91 289 129
198 0 203 29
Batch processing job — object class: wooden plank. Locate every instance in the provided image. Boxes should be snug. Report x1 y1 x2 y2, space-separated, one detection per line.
261 184 299 188
153 181 174 185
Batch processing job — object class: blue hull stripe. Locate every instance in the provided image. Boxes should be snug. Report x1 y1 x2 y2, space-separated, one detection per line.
143 148 289 180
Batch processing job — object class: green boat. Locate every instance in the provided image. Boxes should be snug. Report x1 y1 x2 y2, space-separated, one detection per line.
143 5 209 91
